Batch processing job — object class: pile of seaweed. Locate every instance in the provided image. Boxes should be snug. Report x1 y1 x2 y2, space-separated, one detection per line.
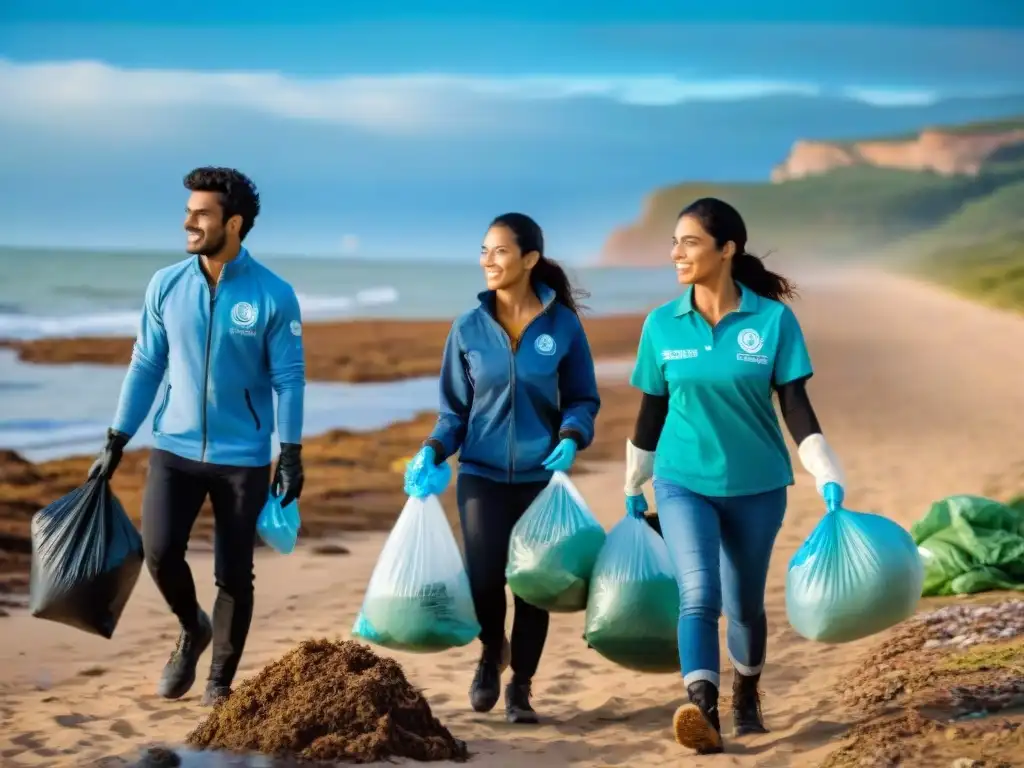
186 639 467 764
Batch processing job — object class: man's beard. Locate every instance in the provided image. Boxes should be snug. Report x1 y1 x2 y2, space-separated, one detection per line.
198 230 228 257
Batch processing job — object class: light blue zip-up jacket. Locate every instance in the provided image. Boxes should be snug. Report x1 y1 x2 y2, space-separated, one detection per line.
111 248 305 467
426 283 601 483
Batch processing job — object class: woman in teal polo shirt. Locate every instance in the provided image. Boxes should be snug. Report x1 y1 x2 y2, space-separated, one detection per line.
623 197 845 755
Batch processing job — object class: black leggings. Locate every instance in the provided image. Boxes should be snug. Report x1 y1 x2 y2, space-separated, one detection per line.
457 473 549 683
141 449 270 686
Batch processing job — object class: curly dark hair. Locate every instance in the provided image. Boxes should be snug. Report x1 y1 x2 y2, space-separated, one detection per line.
183 167 261 241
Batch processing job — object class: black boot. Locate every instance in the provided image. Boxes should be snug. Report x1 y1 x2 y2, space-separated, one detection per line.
469 636 510 713
504 678 539 724
156 608 212 700
200 681 232 707
732 672 768 736
672 681 724 754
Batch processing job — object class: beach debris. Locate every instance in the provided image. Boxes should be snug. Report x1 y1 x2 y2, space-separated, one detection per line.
915 601 1024 650
185 639 468 764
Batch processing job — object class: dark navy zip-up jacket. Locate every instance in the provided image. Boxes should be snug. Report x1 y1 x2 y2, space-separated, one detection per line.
426 283 601 483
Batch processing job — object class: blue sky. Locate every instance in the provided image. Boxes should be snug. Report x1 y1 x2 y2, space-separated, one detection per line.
1 3 1022 259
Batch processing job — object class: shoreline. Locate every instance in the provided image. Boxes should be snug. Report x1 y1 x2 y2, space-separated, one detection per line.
0 313 648 382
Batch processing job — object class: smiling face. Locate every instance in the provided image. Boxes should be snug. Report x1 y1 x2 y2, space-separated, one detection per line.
480 224 539 290
184 190 240 256
671 214 735 286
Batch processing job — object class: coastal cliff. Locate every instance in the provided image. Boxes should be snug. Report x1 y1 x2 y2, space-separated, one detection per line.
771 127 1024 182
598 117 1024 267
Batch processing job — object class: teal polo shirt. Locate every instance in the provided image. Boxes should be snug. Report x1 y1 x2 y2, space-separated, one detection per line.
630 283 813 497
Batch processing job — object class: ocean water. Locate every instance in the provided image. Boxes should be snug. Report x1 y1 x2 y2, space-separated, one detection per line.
0 247 668 460
0 247 674 339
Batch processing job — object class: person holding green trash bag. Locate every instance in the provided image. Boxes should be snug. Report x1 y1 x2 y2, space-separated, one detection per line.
623 198 846 755
404 212 601 725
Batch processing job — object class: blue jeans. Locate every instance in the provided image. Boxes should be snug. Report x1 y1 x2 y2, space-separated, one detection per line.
653 478 787 688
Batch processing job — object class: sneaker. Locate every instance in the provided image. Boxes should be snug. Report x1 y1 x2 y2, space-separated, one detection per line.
201 681 232 707
156 609 212 700
672 681 724 754
504 679 539 724
732 672 768 736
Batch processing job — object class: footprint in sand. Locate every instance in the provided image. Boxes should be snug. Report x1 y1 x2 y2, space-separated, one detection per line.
110 719 139 738
54 713 94 727
146 707 187 722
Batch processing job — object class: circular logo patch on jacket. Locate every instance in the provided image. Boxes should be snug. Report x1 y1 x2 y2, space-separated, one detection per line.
534 333 556 356
231 302 259 329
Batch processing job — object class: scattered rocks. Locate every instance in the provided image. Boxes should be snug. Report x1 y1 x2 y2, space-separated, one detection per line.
915 601 1024 650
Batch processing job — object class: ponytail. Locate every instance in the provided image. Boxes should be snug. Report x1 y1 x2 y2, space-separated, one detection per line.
731 251 797 303
531 256 589 316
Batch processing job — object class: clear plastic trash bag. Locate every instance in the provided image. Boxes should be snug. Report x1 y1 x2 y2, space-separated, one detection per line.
256 494 301 554
506 471 606 613
786 505 923 643
353 494 480 652
584 514 680 672
29 478 144 638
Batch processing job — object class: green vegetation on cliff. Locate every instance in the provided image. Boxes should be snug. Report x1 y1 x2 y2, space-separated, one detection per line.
605 116 1024 311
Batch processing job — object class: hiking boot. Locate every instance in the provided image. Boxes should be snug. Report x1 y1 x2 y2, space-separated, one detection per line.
672 681 724 754
732 671 768 736
156 609 212 700
200 681 232 707
469 658 501 712
469 635 510 713
504 679 539 724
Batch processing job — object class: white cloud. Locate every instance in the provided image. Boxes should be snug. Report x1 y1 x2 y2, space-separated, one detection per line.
840 87 939 107
0 58 956 139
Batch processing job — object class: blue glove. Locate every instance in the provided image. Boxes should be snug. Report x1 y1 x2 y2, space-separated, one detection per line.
625 493 648 519
822 481 844 514
542 437 578 472
404 446 437 498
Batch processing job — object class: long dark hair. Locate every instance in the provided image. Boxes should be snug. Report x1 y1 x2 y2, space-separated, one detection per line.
489 212 590 315
678 197 797 302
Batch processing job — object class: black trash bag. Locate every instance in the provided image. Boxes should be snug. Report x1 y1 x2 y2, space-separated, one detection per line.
30 478 144 638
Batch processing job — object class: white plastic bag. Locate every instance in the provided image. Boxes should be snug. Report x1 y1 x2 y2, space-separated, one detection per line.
353 494 480 652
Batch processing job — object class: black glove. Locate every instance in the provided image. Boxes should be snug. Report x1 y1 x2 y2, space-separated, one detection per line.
272 443 304 508
88 429 131 482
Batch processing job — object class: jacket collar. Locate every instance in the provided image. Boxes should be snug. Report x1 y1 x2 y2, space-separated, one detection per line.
190 246 252 282
477 281 557 314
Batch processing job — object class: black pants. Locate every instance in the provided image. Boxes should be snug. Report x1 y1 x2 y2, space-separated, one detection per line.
457 473 549 683
141 449 270 686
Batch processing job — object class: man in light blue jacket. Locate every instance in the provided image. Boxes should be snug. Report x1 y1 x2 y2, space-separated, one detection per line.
88 167 306 706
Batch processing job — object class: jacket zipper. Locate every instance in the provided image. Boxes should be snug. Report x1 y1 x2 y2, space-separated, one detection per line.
244 389 261 431
487 307 549 482
200 277 220 462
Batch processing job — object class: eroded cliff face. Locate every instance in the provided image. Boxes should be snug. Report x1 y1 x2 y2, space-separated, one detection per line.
771 128 1024 182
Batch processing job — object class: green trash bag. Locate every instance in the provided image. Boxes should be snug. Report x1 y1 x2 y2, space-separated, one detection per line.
911 495 1024 596
506 472 606 613
352 494 480 652
584 513 680 673
786 504 923 643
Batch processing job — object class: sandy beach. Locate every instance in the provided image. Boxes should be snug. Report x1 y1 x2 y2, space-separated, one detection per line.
2 265 1024 766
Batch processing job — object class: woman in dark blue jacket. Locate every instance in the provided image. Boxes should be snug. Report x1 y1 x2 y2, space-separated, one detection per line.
404 212 601 725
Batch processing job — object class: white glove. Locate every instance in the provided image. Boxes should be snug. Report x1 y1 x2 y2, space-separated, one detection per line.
797 433 846 493
624 439 655 496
